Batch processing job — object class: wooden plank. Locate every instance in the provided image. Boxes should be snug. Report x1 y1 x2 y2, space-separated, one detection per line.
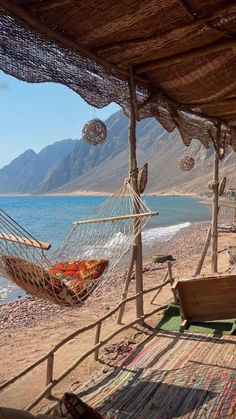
0 232 51 250
73 211 158 225
176 274 236 322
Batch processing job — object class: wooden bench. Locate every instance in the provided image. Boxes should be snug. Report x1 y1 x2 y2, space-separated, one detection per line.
173 274 236 329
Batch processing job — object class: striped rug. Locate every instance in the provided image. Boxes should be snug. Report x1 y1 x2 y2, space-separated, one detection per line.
79 331 236 418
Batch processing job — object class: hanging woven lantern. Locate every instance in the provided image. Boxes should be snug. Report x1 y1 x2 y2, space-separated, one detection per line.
82 119 107 145
179 156 195 171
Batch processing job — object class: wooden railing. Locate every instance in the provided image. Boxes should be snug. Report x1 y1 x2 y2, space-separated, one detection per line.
0 278 171 412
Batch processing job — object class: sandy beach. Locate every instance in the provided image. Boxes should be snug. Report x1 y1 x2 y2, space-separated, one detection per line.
0 222 234 413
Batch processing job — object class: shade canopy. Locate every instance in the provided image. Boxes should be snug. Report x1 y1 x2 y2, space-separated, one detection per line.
1 1 236 151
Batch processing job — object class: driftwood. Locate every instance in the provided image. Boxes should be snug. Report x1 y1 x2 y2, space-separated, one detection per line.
25 303 168 411
0 281 170 395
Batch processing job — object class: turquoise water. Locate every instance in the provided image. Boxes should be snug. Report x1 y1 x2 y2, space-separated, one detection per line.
0 195 211 304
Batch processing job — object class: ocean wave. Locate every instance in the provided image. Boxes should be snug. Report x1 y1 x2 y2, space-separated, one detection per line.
143 222 191 243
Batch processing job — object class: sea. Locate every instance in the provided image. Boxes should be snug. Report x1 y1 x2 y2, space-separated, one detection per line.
0 195 211 305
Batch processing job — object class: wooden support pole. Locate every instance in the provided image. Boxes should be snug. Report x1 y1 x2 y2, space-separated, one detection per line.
211 151 219 273
150 271 168 305
94 322 102 361
195 225 212 276
167 261 177 304
45 354 54 399
128 68 144 323
117 247 136 324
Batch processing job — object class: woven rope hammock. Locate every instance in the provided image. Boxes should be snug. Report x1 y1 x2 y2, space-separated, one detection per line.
0 182 157 307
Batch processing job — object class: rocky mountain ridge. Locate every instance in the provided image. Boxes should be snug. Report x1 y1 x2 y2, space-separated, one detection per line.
1 110 235 195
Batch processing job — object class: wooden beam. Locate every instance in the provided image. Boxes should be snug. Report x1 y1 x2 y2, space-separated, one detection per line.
0 0 149 86
211 149 220 273
73 211 158 225
29 0 73 12
97 1 236 58
136 38 236 74
0 232 51 250
128 68 144 323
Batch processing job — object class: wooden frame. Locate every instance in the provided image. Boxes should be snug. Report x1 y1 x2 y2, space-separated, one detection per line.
0 232 51 250
73 211 158 225
174 274 236 327
0 280 170 411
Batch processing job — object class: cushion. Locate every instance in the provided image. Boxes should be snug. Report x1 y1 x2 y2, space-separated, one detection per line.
1 256 108 306
49 259 109 293
1 256 74 305
52 392 104 418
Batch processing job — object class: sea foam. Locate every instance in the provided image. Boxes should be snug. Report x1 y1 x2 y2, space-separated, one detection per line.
143 222 191 243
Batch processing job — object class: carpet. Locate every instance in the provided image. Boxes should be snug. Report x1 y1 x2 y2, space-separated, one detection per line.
79 331 236 418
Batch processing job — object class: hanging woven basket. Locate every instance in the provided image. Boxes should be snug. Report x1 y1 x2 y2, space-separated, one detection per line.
82 119 107 145
179 156 195 171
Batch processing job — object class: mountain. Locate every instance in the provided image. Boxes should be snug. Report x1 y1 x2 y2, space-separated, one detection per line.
1 110 236 195
0 139 78 193
34 111 236 196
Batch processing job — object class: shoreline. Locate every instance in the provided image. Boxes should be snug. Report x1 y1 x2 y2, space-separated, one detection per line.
0 221 209 333
3 220 235 411
0 191 200 197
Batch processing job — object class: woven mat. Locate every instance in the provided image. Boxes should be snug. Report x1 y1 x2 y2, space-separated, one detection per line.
79 331 236 418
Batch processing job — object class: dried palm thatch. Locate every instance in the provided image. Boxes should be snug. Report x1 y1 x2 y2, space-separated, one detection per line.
1 1 236 151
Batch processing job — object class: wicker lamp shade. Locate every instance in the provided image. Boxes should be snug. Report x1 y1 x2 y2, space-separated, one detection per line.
179 156 195 171
82 119 107 145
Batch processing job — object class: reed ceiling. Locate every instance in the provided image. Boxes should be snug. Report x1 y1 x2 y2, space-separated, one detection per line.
1 0 236 152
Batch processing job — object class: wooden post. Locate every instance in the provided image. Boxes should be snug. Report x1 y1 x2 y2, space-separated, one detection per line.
45 354 54 398
167 261 178 304
128 68 144 323
94 322 101 361
211 151 219 273
117 247 136 324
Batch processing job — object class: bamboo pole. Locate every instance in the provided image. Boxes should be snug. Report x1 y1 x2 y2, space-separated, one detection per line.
94 322 102 361
128 68 144 323
25 304 168 412
0 280 170 393
211 151 219 273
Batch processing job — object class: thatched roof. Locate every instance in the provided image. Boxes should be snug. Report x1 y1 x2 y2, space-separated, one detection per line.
1 1 236 151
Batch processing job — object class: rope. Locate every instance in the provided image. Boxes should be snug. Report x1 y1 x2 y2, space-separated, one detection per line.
0 182 155 306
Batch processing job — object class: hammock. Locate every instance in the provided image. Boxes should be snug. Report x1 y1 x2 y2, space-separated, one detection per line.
0 182 157 306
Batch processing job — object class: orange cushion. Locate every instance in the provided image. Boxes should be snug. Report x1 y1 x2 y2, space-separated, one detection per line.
49 259 109 292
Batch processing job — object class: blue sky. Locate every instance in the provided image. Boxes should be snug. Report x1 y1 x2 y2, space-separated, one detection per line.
0 71 119 169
